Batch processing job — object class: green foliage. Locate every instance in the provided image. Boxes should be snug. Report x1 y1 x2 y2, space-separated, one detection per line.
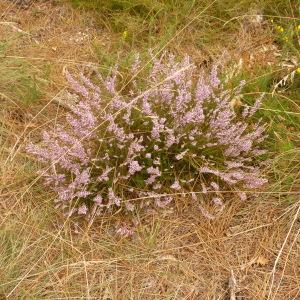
67 0 299 82
0 35 46 106
69 0 280 53
227 61 299 154
271 150 300 197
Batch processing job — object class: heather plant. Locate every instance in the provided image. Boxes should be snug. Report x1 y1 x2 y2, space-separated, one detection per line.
27 53 268 221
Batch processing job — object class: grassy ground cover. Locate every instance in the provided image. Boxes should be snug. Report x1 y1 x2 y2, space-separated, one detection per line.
0 0 299 299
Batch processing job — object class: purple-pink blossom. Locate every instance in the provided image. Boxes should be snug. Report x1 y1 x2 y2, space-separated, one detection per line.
26 53 268 223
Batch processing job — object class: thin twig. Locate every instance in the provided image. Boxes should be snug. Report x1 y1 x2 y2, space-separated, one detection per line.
229 270 237 300
267 204 300 300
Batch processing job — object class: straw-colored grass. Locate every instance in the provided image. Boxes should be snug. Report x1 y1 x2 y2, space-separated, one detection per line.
0 0 299 299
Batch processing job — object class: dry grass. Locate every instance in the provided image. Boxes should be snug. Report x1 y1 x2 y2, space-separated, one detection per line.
1 175 299 299
0 1 299 299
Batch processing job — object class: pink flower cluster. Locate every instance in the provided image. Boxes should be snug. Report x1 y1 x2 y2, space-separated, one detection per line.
27 53 268 219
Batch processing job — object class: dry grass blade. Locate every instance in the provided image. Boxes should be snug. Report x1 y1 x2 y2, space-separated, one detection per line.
267 204 300 300
229 270 237 300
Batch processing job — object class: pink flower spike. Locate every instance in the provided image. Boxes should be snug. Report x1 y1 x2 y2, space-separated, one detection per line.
78 204 88 215
170 180 181 190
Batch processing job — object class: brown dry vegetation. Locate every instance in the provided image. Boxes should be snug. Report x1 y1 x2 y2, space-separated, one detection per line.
0 0 299 299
